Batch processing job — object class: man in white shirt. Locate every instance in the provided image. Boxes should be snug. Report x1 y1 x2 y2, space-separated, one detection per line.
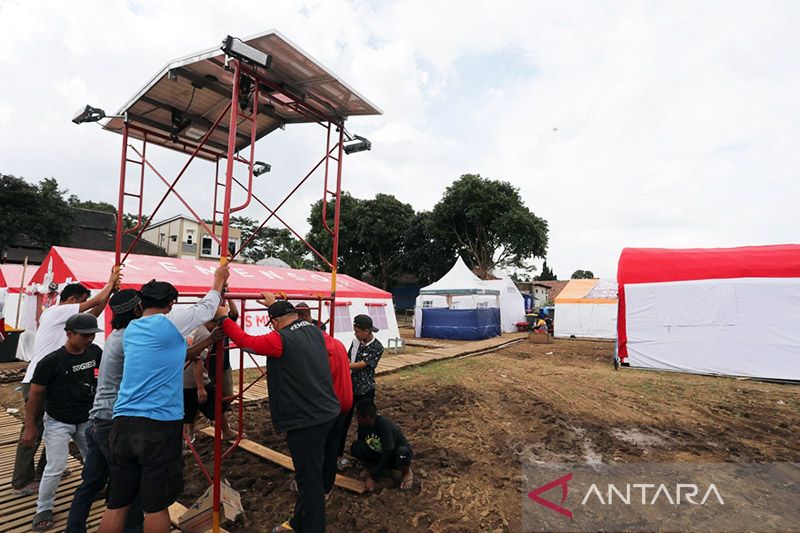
11 267 119 495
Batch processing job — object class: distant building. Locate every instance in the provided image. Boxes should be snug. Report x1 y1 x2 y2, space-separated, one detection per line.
2 208 167 265
515 280 569 307
140 215 241 261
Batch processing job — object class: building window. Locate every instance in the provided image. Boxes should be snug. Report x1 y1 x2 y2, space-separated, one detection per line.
422 300 434 308
201 236 213 256
186 230 194 245
477 302 489 309
366 304 388 330
333 305 351 333
228 239 237 255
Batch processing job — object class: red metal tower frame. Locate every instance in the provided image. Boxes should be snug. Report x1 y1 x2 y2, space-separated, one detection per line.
113 57 348 531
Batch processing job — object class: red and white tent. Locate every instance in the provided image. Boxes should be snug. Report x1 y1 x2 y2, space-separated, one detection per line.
28 247 400 355
617 245 800 381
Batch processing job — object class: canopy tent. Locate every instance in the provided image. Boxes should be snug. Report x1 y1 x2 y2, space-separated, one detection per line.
554 279 618 339
414 258 524 339
0 264 36 334
617 245 800 381
28 247 400 354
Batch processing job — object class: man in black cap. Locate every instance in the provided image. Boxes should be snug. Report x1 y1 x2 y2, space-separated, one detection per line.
66 289 145 533
221 292 339 533
337 314 384 470
23 313 103 531
294 302 327 331
98 264 229 533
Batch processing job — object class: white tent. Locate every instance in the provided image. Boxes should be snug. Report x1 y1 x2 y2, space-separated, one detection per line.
554 279 618 339
414 258 525 336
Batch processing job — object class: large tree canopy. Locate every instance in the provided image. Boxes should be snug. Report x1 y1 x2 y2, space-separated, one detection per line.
431 174 548 278
0 175 73 258
571 269 595 279
535 260 557 281
307 192 417 289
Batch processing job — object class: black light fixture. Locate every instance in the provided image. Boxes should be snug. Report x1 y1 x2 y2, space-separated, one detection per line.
343 134 372 155
221 36 272 69
72 105 127 124
170 108 191 142
253 161 271 176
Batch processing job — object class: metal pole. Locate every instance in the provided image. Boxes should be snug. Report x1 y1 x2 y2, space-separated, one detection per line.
329 125 345 333
14 256 27 328
212 58 241 533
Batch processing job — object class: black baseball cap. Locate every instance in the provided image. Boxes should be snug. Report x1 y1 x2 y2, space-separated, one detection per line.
353 314 378 332
65 313 103 334
268 300 297 320
140 280 179 302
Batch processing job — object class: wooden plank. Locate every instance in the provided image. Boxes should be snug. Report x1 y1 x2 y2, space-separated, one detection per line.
199 427 365 494
169 502 188 527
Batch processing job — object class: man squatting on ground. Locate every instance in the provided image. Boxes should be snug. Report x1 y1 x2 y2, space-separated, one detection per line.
221 292 341 533
65 289 146 533
337 314 384 470
352 399 414 491
23 313 104 531
97 263 229 533
13 268 119 496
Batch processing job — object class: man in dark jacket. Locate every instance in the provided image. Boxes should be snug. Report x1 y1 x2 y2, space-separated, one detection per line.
221 292 339 533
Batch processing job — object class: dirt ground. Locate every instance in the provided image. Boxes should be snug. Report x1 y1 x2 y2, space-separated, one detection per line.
177 338 800 532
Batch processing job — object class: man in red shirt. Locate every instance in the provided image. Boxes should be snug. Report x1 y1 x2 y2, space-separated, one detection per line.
220 292 340 533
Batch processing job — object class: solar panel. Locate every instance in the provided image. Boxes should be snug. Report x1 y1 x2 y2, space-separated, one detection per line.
103 30 381 160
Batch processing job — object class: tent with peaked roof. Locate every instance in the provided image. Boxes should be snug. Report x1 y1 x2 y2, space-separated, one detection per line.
617 245 800 381
554 279 618 339
27 247 400 357
413 257 524 339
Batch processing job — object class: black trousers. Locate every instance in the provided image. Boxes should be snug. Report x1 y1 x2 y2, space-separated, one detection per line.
337 389 375 457
322 412 347 494
286 417 336 533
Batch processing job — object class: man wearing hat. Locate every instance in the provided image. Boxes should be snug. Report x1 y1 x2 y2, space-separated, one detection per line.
98 264 229 533
337 314 384 470
221 292 339 533
22 313 104 531
65 289 145 533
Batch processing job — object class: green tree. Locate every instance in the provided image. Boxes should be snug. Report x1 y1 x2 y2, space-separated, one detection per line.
306 192 368 276
535 260 557 281
402 211 458 286
430 174 548 278
67 197 117 213
228 216 312 267
0 175 73 258
307 193 416 289
571 269 595 279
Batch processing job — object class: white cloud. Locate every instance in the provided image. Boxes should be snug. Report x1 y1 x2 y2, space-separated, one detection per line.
1 0 798 280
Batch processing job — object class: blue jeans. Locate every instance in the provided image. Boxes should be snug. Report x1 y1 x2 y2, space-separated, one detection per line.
37 414 89 514
64 419 143 533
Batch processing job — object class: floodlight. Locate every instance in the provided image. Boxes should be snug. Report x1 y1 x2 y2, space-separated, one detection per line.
72 105 125 125
253 161 271 176
72 105 106 124
343 134 372 155
221 36 272 69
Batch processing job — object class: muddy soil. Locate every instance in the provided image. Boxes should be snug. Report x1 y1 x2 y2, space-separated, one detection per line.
178 338 800 532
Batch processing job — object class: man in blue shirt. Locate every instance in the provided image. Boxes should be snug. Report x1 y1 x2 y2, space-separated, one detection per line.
98 264 228 533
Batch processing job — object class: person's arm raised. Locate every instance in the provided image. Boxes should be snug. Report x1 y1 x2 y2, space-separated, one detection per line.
79 266 121 315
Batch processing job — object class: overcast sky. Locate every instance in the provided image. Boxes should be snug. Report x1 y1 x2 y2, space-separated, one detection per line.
1 0 798 279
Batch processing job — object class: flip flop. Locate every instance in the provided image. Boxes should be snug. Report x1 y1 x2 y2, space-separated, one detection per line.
400 471 414 491
32 509 54 531
11 481 39 496
271 520 295 532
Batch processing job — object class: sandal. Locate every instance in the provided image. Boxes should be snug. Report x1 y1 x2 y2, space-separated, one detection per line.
32 509 54 531
11 481 39 496
400 469 414 491
271 520 295 532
